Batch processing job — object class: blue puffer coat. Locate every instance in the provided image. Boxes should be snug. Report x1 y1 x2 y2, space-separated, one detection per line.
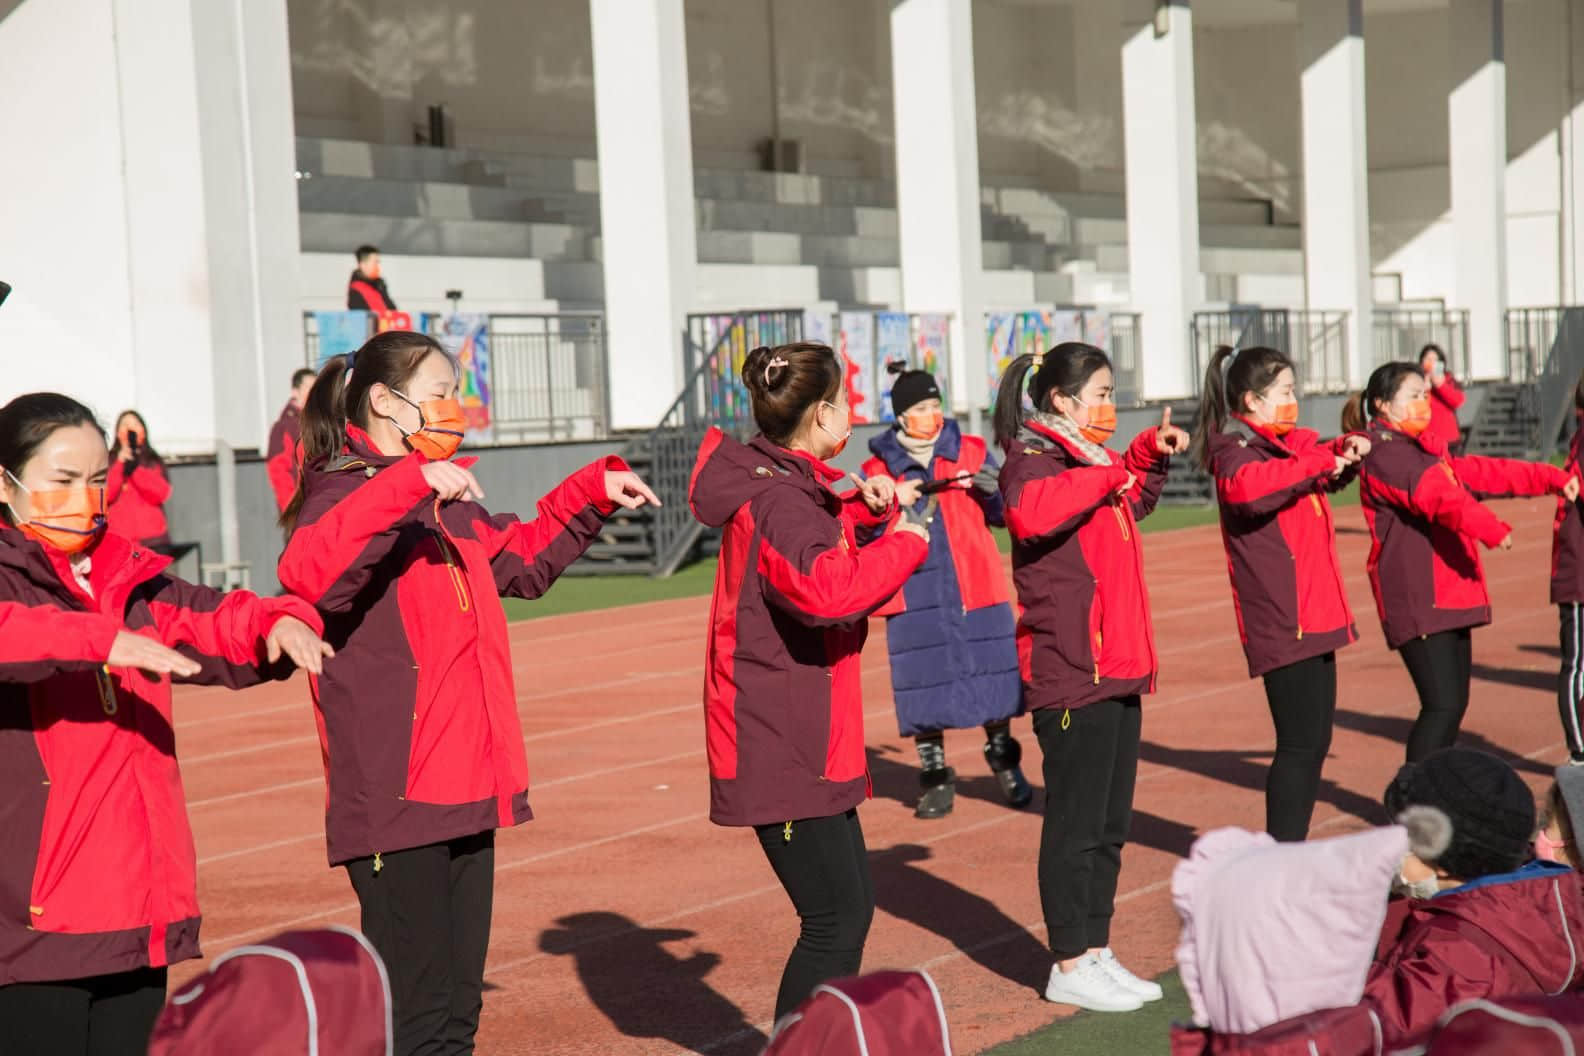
861 422 1022 736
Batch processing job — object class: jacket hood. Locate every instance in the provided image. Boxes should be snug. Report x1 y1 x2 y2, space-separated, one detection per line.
688 428 836 528
1417 863 1584 991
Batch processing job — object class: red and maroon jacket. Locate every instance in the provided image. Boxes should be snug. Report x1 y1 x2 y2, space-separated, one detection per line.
1553 417 1584 604
688 429 928 827
266 401 303 513
1426 375 1466 450
1362 863 1584 1049
1359 421 1566 649
345 271 394 313
278 428 626 865
999 420 1168 711
107 456 171 547
0 527 321 985
1207 420 1359 678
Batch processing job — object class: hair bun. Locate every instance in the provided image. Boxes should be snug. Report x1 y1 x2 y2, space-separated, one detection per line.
886 360 908 377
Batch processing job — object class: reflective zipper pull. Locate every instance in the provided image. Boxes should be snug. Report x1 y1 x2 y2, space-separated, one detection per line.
1061 708 1072 731
373 852 383 875
783 822 793 844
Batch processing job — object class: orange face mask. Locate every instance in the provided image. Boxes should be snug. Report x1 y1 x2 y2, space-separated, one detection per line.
1077 402 1117 446
392 391 466 461
5 472 106 555
1397 397 1433 439
901 407 944 442
1269 400 1299 437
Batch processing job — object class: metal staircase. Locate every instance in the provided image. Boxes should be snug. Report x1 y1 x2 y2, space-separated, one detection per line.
1464 383 1540 458
564 310 803 577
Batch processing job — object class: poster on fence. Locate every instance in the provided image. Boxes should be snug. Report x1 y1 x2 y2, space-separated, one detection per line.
1080 310 1110 353
314 311 370 366
1051 309 1085 346
439 313 493 445
986 311 1056 409
874 312 912 422
838 311 877 425
803 310 836 350
912 314 952 412
376 310 413 333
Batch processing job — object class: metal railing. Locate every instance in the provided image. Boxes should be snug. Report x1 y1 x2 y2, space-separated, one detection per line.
1372 308 1470 379
1509 307 1584 453
1188 308 1350 395
1107 313 1144 406
301 310 610 444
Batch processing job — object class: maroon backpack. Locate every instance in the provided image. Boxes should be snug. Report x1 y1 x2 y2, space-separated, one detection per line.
148 927 392 1056
763 971 952 1056
1425 995 1584 1054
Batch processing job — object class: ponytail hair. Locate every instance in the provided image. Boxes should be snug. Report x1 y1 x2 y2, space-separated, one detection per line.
1188 345 1293 470
279 330 450 536
1340 392 1368 434
993 341 1111 449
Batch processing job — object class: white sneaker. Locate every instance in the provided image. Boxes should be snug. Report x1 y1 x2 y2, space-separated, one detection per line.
1043 954 1144 1012
1095 948 1164 1002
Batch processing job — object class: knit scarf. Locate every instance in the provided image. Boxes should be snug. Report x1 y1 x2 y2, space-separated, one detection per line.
1030 409 1111 466
895 427 938 470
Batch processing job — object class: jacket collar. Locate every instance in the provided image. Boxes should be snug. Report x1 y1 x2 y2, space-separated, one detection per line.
0 525 170 611
869 420 963 475
1370 417 1446 458
757 437 844 485
1017 417 1103 465
1224 416 1294 458
1436 860 1574 899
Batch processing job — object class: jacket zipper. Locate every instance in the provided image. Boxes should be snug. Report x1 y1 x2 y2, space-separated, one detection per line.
432 529 472 613
95 666 117 716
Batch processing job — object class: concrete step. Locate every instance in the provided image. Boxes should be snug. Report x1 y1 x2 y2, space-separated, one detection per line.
297 137 482 183
297 251 555 315
300 212 593 261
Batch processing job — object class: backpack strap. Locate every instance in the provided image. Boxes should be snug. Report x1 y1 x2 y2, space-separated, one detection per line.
1443 915 1545 993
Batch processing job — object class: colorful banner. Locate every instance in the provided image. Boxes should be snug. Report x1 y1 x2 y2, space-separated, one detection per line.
874 312 912 423
439 313 493 444
838 312 877 425
912 314 951 411
802 310 836 351
376 310 414 333
986 311 1055 408
313 311 371 366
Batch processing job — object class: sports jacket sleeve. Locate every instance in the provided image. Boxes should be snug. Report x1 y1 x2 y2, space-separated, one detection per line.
1432 377 1466 412
1396 462 1513 548
130 463 172 506
1214 441 1337 518
755 487 928 628
1122 428 1169 521
479 456 625 600
972 448 1006 527
1002 458 1130 543
1451 454 1569 500
278 454 435 613
140 577 325 688
1361 929 1498 1047
0 600 121 683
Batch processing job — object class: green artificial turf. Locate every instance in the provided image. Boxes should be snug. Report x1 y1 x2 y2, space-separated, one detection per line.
983 971 1192 1055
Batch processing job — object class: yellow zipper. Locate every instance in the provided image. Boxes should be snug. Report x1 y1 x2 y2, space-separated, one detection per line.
1112 501 1131 541
1093 631 1102 684
373 852 383 875
96 666 117 716
1310 494 1322 516
433 530 472 613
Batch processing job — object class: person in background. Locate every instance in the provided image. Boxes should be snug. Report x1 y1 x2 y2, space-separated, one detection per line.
107 410 171 549
1354 362 1578 762
995 342 1189 1013
1553 373 1584 765
688 342 929 1021
860 362 1031 819
346 245 395 313
0 391 331 1056
1420 344 1465 454
1189 345 1367 842
267 368 317 513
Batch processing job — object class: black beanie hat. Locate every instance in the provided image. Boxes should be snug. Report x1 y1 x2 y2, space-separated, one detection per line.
887 361 941 417
1383 748 1535 881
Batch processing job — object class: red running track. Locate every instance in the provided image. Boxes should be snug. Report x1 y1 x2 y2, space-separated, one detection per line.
169 497 1573 1055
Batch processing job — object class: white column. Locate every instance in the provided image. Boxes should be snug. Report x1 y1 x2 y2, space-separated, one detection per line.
1566 0 1584 304
1298 0 1373 387
0 0 301 456
890 0 985 419
590 0 698 431
1122 0 1201 401
1449 0 1507 380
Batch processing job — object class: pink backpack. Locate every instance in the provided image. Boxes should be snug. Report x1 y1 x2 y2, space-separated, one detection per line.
148 927 392 1056
763 971 952 1056
1425 995 1584 1054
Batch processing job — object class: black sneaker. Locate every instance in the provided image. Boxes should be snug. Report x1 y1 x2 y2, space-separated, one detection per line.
915 767 956 819
995 766 1034 808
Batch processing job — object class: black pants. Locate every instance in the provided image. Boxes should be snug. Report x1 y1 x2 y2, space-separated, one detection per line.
0 967 166 1056
1262 653 1338 842
348 831 495 1056
754 808 874 1022
1034 697 1141 961
1560 604 1584 760
1399 628 1474 763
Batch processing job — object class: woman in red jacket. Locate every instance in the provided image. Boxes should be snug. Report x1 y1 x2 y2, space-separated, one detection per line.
995 342 1188 1013
107 410 172 548
1188 345 1368 842
277 331 657 1056
1354 362 1578 762
1420 344 1465 454
1552 375 1584 765
0 392 330 1056
688 342 929 1021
